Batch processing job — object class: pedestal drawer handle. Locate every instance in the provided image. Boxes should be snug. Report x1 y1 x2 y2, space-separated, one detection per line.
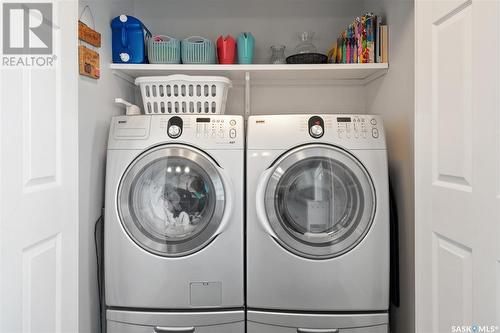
297 329 339 333
153 326 195 333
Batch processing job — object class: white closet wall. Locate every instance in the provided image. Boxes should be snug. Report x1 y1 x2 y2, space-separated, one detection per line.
78 1 135 333
364 1 415 333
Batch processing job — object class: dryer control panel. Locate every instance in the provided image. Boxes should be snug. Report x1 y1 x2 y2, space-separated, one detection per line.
336 115 380 140
247 114 385 151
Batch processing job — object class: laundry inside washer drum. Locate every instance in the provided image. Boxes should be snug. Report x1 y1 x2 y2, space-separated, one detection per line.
128 156 217 243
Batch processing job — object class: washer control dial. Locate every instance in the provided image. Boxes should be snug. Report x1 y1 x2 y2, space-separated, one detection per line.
168 125 181 138
167 116 183 139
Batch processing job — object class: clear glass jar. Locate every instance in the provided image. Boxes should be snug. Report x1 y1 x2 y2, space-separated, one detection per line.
270 45 286 64
294 31 317 54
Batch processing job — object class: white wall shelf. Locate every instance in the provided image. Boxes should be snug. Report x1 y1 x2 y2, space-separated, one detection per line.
110 63 389 86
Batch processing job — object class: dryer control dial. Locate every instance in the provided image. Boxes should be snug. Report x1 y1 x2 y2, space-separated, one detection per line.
308 116 325 139
310 125 323 137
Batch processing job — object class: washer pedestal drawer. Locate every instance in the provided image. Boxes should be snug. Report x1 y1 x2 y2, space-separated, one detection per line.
106 309 244 333
247 310 389 333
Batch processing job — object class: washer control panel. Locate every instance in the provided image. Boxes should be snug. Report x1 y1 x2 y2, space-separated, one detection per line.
110 115 244 150
158 115 241 145
195 117 238 139
336 115 380 140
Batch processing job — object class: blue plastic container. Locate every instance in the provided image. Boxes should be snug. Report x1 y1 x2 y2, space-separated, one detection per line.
111 15 151 64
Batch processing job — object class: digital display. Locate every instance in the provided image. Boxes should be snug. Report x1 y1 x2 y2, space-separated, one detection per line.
196 118 211 123
337 117 352 123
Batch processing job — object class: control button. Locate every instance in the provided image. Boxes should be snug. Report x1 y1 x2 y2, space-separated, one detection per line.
372 128 379 138
310 125 323 138
218 131 224 138
229 119 236 126
370 118 377 125
229 128 237 139
168 125 181 138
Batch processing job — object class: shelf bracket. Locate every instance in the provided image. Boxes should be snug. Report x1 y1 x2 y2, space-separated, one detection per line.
112 69 135 85
244 71 251 118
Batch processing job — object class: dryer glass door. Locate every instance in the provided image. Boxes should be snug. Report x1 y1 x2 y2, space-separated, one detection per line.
118 146 225 257
264 145 375 259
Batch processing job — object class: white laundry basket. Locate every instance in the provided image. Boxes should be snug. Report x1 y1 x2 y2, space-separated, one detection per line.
135 75 232 115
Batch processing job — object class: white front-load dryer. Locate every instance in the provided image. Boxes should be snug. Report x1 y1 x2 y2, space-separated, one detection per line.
246 115 390 333
105 115 244 332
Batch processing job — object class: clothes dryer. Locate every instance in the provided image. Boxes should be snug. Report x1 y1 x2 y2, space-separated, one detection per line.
246 114 389 333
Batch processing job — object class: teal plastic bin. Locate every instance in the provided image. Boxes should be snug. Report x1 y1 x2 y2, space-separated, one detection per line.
147 35 181 64
181 36 216 64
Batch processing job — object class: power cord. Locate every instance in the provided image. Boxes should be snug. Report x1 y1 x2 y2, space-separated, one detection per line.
94 215 104 333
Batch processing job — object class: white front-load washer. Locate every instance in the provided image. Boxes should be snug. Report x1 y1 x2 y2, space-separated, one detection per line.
246 114 390 333
105 114 244 332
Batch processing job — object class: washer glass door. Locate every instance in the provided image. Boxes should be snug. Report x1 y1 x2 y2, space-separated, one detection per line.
118 146 225 257
264 145 375 259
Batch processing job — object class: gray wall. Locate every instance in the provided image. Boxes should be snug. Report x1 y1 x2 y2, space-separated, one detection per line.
364 1 415 332
78 1 134 332
132 0 368 115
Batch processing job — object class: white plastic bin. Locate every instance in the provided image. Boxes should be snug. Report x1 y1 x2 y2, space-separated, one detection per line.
135 75 232 115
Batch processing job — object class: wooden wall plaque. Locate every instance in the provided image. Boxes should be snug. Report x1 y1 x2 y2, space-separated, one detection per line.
79 45 100 79
78 21 101 47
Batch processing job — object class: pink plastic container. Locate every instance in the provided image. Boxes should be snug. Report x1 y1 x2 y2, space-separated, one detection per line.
217 35 236 64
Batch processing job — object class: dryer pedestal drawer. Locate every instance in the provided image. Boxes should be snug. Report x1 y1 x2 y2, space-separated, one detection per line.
248 322 388 333
247 310 388 333
106 309 244 333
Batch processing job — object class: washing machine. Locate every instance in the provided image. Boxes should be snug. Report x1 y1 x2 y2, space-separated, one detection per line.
104 114 244 332
246 114 389 333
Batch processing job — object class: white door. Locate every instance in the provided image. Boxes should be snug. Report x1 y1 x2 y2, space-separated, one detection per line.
415 0 500 332
0 0 79 332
